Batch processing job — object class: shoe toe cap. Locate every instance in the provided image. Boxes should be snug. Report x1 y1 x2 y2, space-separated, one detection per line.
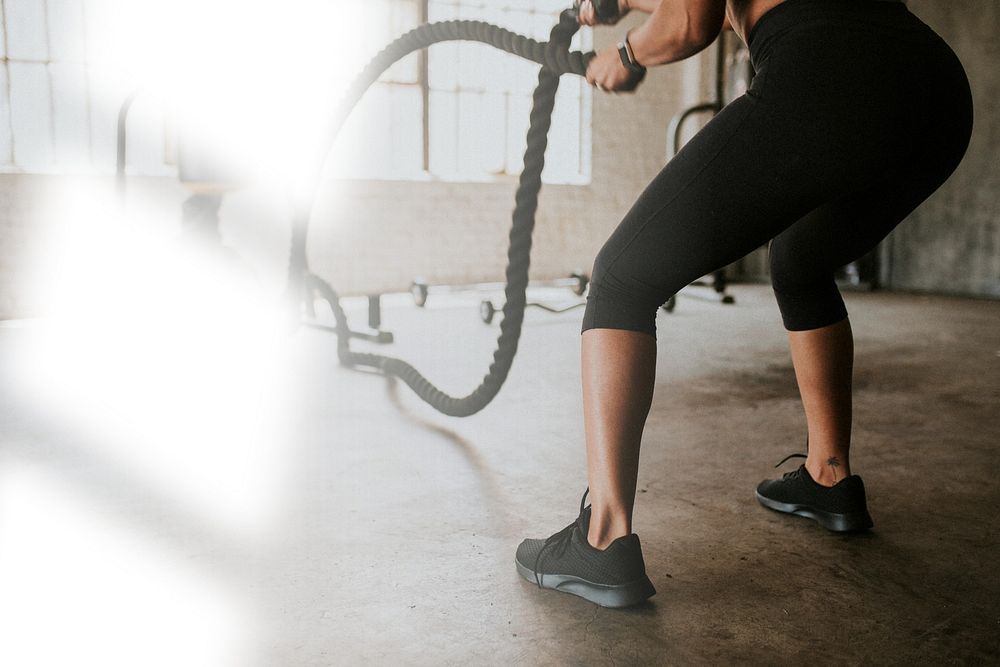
515 538 545 568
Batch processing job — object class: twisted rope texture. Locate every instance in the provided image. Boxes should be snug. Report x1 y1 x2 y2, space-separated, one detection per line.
299 11 591 417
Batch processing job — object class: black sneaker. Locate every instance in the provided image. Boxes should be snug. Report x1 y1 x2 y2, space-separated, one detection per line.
756 455 874 532
515 488 656 608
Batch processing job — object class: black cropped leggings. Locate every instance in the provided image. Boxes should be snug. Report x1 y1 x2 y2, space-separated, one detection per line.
581 0 973 336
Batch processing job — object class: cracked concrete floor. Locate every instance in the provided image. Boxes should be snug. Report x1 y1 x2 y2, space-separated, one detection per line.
1 285 998 665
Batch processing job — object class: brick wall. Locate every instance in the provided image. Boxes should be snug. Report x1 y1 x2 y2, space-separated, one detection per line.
0 175 39 318
0 15 698 318
4 4 996 319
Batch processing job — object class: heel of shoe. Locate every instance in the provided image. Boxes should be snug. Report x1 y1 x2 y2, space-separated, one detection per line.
558 575 656 609
516 559 656 608
756 491 874 533
816 509 873 533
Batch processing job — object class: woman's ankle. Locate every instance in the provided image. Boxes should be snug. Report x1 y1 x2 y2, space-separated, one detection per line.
587 504 631 550
805 454 852 487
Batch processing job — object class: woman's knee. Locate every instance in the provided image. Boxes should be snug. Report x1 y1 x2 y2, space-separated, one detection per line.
582 243 679 338
771 279 848 331
769 237 849 331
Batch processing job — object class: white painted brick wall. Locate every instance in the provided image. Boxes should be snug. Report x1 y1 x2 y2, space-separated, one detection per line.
0 17 705 317
6 5 995 318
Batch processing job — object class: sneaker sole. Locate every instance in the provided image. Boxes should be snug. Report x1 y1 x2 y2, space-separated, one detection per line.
755 491 873 532
515 559 655 608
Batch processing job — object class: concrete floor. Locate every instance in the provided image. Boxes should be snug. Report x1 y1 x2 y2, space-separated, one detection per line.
2 284 999 665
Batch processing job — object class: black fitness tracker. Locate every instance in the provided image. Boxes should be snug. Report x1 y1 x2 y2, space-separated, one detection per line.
617 32 646 75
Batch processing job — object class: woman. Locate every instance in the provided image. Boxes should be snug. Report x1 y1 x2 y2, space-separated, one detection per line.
515 0 973 608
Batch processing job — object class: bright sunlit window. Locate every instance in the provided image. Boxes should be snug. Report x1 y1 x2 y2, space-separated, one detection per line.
310 0 594 184
0 0 591 184
0 0 170 175
1 0 81 172
426 0 593 184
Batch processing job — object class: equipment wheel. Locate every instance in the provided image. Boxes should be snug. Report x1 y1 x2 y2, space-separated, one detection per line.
410 280 429 307
570 272 589 296
480 300 497 324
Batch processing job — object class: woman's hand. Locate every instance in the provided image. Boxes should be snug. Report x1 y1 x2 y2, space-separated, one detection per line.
586 44 640 93
576 0 630 26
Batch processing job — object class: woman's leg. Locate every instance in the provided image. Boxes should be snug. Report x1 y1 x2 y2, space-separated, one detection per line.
769 108 973 488
571 87 826 548
582 328 657 549
787 318 853 486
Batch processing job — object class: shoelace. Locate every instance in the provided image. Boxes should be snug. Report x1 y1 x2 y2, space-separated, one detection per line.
532 487 590 588
773 436 809 480
774 452 806 479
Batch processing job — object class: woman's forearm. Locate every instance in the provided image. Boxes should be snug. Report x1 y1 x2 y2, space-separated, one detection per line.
626 0 727 66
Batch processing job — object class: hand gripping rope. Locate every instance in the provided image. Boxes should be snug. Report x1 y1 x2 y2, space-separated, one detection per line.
290 4 639 417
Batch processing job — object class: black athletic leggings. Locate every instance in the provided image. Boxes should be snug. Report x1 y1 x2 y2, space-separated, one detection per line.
581 0 973 336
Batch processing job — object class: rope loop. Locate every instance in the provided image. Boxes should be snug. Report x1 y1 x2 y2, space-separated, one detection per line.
291 15 590 417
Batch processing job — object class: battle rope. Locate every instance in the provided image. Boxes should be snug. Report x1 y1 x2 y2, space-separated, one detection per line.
291 10 634 417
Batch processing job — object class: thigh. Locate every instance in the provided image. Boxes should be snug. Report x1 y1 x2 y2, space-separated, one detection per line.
769 130 972 288
592 90 829 300
594 19 971 300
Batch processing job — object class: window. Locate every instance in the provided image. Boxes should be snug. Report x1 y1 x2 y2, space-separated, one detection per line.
0 0 169 175
0 0 591 183
328 0 426 182
1 0 93 173
333 0 592 184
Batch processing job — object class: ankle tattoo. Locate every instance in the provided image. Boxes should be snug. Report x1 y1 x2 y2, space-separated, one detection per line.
826 456 841 482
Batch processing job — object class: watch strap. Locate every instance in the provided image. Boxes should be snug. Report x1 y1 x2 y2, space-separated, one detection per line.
617 34 645 75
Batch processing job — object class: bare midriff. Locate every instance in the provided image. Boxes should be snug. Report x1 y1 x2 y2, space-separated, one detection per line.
727 0 787 44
